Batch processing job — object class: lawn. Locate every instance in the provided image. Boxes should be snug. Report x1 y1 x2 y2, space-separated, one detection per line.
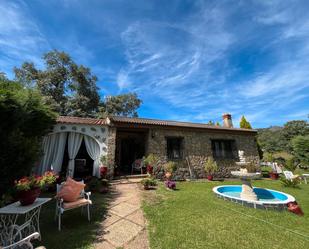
143 180 309 249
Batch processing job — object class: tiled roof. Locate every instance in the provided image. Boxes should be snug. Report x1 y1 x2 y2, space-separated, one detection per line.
57 116 107 125
109 116 257 133
56 116 257 133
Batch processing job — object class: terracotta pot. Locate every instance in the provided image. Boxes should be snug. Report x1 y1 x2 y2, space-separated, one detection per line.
143 184 150 190
207 175 213 181
18 188 41 206
146 165 153 174
165 172 172 179
270 172 279 180
100 166 108 177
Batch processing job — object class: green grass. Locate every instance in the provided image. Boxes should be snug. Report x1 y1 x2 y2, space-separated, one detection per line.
35 192 109 249
143 180 309 249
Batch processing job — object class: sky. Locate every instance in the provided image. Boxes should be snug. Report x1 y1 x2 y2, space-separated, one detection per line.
0 0 309 128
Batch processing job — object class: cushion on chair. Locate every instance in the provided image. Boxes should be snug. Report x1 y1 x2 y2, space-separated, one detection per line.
56 177 86 202
63 198 92 209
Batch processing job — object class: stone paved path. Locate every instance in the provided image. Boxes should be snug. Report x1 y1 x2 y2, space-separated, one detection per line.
94 181 149 249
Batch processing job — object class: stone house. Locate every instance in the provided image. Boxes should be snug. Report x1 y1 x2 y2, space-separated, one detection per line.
38 114 258 179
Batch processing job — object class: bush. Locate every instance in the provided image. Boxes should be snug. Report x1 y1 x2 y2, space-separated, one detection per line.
163 161 177 173
284 158 297 172
292 135 309 167
280 177 300 188
204 158 218 175
0 79 56 197
141 178 157 189
260 166 272 177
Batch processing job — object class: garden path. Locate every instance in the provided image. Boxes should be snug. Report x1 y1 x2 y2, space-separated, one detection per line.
94 180 149 249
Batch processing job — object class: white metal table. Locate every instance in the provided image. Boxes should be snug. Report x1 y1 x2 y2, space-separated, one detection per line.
0 198 51 247
302 174 309 184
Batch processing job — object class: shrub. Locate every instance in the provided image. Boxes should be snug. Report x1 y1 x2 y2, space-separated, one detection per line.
143 154 158 166
141 178 157 189
163 161 177 173
165 180 176 190
280 177 300 188
260 166 272 177
0 79 56 197
204 158 218 175
292 135 309 167
284 158 297 172
263 152 273 162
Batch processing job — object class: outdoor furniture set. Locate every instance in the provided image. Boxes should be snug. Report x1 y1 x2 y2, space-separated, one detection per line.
0 177 92 248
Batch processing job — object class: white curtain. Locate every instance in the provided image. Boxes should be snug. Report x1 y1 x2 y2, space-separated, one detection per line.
84 135 101 177
51 132 68 173
39 134 57 175
67 132 83 177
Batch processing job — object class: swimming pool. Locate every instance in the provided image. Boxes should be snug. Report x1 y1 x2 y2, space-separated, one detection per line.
213 185 295 209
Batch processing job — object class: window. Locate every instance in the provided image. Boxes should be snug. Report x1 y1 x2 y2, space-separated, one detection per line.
211 140 236 159
166 137 183 159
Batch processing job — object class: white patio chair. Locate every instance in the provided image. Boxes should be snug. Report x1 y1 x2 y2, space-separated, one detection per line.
131 159 144 175
283 171 300 181
2 232 45 249
55 180 92 231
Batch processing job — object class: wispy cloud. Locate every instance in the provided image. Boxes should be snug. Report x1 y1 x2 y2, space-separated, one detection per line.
1 0 308 127
0 0 50 76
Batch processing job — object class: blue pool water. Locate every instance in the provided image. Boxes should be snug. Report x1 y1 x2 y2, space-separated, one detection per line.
217 185 288 202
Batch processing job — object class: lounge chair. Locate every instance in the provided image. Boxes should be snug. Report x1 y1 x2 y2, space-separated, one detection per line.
283 171 300 181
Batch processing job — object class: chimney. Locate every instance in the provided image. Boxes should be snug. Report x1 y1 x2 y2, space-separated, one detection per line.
222 113 233 128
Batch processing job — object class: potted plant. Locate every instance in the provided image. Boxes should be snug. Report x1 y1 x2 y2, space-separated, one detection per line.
269 171 279 180
204 157 218 181
44 171 58 192
260 166 272 178
99 179 110 193
100 155 108 178
141 177 157 190
15 171 57 206
163 161 177 179
165 180 176 190
143 154 158 175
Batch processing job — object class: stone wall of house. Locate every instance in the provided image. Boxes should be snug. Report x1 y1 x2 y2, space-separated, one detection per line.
106 127 117 178
146 128 259 180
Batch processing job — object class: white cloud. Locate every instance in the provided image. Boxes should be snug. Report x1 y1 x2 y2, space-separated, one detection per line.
0 1 50 76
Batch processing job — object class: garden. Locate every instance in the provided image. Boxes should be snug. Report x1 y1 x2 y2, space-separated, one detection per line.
143 180 309 249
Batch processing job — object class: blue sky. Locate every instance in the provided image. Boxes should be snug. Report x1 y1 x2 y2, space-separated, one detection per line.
1 0 309 128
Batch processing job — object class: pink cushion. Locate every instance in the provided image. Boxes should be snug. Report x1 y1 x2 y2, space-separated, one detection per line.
63 198 92 209
56 177 85 202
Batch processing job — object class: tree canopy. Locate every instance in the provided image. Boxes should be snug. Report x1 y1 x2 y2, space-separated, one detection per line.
14 50 141 118
258 120 309 161
0 77 56 196
292 135 309 166
239 115 252 129
99 93 142 117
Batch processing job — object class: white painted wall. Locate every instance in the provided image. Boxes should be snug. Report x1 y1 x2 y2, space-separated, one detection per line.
51 123 108 161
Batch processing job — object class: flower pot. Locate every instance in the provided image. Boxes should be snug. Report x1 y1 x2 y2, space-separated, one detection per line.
143 184 150 190
100 166 108 178
270 172 279 180
146 165 153 174
165 172 172 179
18 188 41 206
207 175 213 181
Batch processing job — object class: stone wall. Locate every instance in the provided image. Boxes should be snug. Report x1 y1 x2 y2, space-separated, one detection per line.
146 128 258 180
106 127 117 178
